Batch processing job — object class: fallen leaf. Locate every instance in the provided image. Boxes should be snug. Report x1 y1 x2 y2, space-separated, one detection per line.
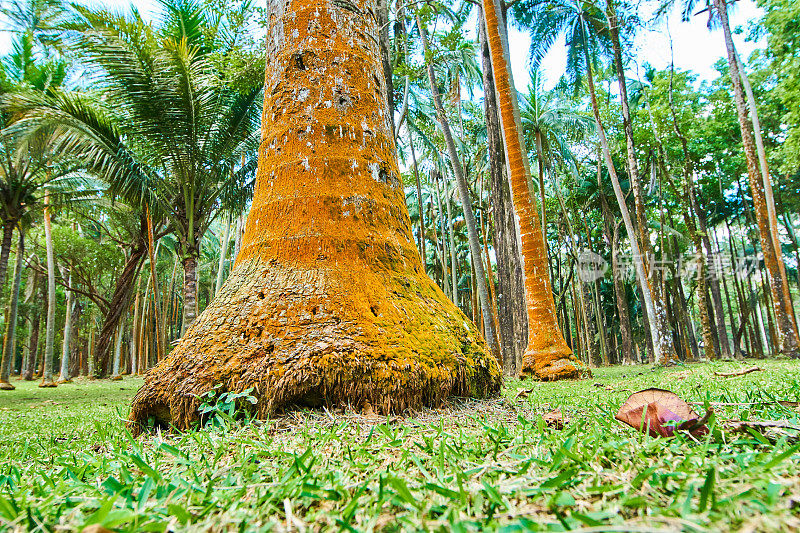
615 388 710 438
542 409 567 430
516 388 535 399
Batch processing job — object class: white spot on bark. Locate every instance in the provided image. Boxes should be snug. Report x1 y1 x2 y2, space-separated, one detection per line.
369 163 381 183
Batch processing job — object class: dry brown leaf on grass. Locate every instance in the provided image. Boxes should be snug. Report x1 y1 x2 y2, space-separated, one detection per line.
516 388 536 399
615 388 711 438
542 410 567 430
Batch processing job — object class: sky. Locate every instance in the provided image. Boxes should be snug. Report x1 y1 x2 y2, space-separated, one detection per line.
0 0 765 91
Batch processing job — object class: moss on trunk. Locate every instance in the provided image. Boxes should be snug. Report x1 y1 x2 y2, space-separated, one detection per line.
128 0 501 433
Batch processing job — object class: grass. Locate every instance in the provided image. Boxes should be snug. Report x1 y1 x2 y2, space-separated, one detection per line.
1 360 800 532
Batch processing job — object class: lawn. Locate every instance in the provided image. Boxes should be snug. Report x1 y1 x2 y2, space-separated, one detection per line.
1 360 799 532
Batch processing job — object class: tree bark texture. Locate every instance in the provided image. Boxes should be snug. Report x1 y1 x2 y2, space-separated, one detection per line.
482 0 578 380
478 11 527 376
129 0 501 433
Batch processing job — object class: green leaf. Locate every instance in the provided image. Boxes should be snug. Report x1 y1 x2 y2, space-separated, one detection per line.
168 503 191 524
385 475 418 508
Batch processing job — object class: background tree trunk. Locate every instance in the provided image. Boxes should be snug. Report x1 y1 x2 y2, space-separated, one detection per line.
58 269 75 383
40 193 57 387
417 11 500 360
480 21 528 373
0 230 24 389
215 215 232 296
482 0 578 379
181 253 198 335
583 29 671 365
713 0 799 357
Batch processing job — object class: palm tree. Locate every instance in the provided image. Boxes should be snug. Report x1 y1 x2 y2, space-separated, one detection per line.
5 89 170 375
129 0 501 433
519 71 592 231
40 189 56 386
64 0 263 334
518 0 675 364
477 9 528 375
57 265 74 382
481 0 580 379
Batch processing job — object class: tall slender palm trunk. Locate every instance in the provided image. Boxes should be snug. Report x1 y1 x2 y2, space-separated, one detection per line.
0 230 24 390
58 269 75 383
581 22 671 365
24 280 43 381
233 214 244 266
416 10 500 359
599 193 634 364
408 130 426 265
0 222 15 309
607 0 676 363
482 0 578 379
442 172 459 304
432 170 451 297
712 0 799 357
478 11 527 375
181 254 198 336
40 193 57 387
111 320 124 380
735 51 799 337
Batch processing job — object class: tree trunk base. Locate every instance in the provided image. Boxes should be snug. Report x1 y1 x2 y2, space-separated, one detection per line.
39 381 57 388
129 256 502 435
522 346 580 381
57 379 74 384
110 375 123 381
0 381 15 391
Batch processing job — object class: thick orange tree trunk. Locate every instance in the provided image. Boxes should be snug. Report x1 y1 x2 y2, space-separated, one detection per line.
129 0 501 432
481 0 578 380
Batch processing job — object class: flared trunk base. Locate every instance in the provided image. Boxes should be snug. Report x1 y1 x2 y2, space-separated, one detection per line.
0 381 15 391
129 256 501 434
39 381 56 388
521 346 580 381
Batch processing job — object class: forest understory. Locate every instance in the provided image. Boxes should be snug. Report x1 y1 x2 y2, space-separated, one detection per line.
1 360 799 532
